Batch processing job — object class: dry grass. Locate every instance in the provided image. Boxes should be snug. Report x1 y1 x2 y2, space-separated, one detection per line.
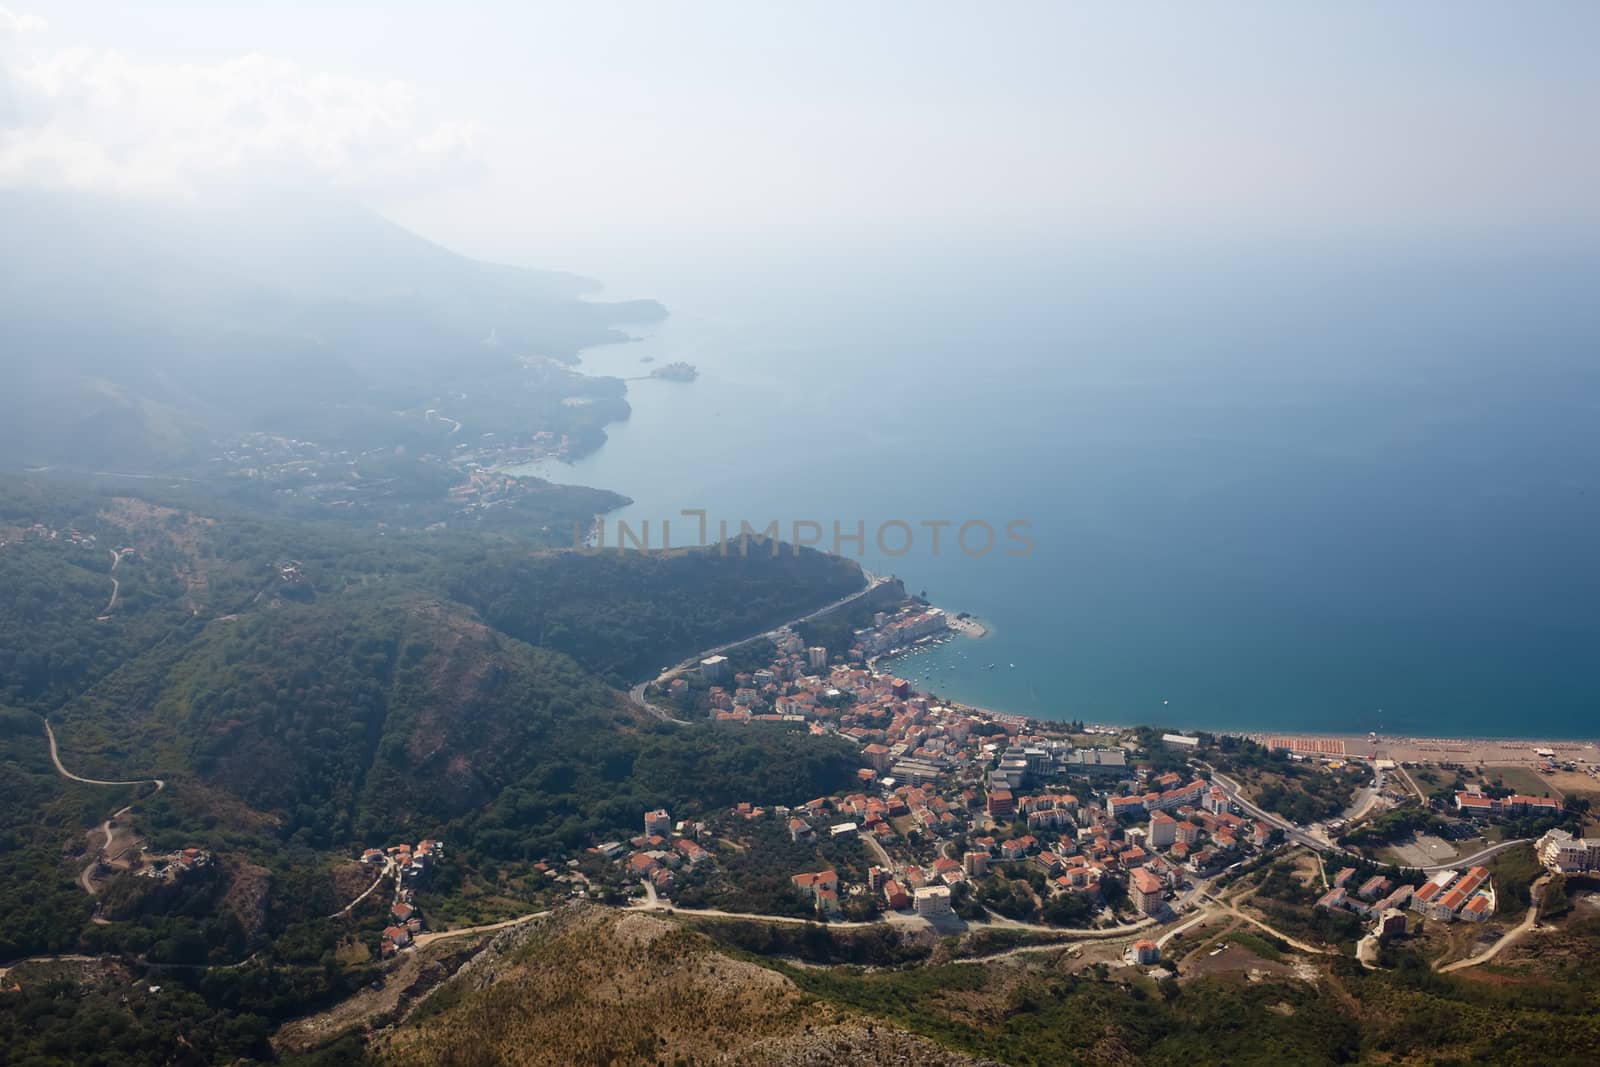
1543 769 1600 801
1483 765 1561 799
369 905 987 1067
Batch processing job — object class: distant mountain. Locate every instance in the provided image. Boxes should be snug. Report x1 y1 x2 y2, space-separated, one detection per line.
0 188 665 469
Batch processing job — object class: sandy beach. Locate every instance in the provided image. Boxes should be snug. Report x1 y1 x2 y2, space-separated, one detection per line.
1244 732 1600 767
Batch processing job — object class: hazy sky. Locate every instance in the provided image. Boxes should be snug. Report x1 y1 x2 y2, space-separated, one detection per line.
4 2 1598 268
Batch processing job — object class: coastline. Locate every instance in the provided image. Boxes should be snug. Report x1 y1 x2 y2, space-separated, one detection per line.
516 327 1597 755
891 616 1597 753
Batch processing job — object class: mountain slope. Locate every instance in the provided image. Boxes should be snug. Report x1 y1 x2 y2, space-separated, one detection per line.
369 905 992 1067
0 188 666 469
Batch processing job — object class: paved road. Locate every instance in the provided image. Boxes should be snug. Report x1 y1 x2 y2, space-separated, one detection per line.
1155 908 1215 949
1433 839 1537 872
627 572 887 725
1202 763 1531 873
1341 783 1382 825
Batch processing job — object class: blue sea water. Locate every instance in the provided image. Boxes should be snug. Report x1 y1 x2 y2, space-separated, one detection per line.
521 237 1600 739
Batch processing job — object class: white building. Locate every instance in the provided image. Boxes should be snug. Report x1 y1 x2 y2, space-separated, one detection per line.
1538 828 1600 874
914 885 953 917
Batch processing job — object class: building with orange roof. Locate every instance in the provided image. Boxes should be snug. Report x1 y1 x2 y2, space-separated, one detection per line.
1131 867 1165 916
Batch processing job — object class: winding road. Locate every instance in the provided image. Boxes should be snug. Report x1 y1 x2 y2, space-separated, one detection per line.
326 858 395 920
1438 874 1551 973
411 910 552 949
1203 764 1531 873
629 892 1158 941
96 548 127 621
43 718 165 896
627 571 888 725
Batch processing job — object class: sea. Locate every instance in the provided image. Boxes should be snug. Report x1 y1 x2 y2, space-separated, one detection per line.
514 235 1600 740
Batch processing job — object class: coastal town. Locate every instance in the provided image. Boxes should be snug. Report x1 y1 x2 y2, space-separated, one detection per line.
536 595 1600 977
10 561 1600 1062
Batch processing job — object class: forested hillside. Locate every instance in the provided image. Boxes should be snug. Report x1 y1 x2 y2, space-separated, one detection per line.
0 475 868 975
453 546 865 685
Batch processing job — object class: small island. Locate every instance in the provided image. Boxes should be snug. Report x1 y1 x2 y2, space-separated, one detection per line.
650 361 698 382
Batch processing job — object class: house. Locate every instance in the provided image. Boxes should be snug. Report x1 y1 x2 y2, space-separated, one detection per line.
792 870 841 912
788 817 815 843
672 838 712 866
1333 867 1357 889
882 879 911 910
1134 939 1161 965
815 886 842 917
1148 812 1177 849
1117 845 1149 869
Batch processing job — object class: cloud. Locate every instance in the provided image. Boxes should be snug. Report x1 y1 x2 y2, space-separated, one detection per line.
0 19 483 197
0 7 46 35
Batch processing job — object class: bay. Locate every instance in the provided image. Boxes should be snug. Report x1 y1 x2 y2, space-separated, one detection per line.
516 238 1600 739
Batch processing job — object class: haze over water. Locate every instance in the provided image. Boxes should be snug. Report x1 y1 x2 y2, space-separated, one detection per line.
525 238 1600 740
